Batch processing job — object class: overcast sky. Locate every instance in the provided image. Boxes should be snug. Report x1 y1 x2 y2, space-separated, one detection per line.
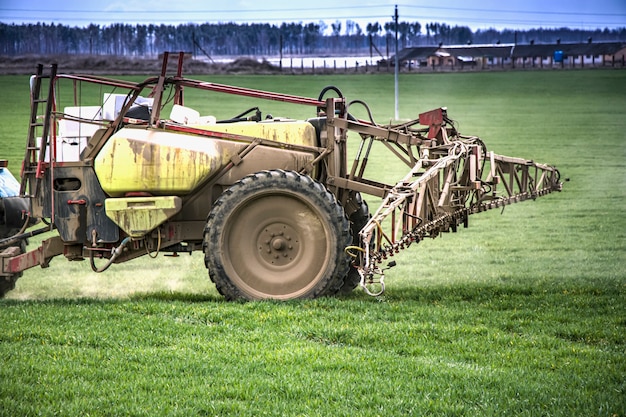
1 0 625 32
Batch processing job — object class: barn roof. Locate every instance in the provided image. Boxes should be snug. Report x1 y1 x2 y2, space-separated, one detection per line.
395 41 626 61
443 45 513 59
512 41 625 57
397 46 440 61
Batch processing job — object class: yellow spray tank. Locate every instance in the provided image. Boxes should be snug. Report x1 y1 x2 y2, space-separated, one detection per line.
93 116 318 238
94 118 318 197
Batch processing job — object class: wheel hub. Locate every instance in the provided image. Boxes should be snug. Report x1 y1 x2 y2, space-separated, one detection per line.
258 224 300 266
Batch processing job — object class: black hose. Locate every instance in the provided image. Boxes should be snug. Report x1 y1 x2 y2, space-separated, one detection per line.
0 224 54 250
218 107 262 123
317 86 344 101
233 107 261 121
347 99 376 125
316 86 345 115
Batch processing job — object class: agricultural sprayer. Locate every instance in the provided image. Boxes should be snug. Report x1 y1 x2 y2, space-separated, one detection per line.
0 52 562 300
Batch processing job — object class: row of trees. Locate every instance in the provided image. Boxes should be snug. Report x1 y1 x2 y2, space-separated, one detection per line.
1 21 625 57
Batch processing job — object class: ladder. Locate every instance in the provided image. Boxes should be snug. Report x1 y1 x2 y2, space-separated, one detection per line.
20 63 57 197
149 52 186 125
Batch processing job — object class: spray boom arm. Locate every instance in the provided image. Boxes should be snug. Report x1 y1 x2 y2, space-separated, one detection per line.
341 108 562 295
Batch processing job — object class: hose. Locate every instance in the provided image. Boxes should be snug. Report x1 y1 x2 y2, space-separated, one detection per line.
316 86 345 115
145 228 161 258
217 107 262 123
347 99 377 125
89 236 131 273
317 85 344 101
0 223 54 250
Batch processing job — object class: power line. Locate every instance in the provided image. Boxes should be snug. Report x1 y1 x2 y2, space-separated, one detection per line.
0 15 390 24
3 16 622 31
400 4 626 18
2 4 624 17
402 14 625 29
1 6 386 14
1 5 624 29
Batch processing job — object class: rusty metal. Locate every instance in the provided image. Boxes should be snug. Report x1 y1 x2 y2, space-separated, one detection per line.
1 236 64 276
357 138 560 274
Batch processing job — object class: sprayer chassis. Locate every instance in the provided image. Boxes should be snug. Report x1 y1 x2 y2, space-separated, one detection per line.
0 52 562 300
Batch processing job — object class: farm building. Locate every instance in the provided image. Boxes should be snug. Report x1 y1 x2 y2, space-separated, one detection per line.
511 41 626 68
394 46 440 69
394 41 626 69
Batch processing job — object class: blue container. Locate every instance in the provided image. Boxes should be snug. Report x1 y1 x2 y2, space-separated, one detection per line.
554 50 564 63
0 166 21 198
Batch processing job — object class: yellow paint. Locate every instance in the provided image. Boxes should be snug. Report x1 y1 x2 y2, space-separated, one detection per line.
193 120 317 146
94 120 318 197
105 196 182 238
94 127 242 196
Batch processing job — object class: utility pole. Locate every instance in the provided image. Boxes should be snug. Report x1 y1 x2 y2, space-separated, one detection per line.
394 5 399 120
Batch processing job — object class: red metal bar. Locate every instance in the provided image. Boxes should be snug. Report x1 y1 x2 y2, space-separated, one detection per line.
179 79 326 107
174 52 184 105
160 51 170 76
55 73 147 90
2 237 64 275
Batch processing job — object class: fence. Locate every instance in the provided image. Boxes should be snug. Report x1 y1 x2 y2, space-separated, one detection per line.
258 55 626 74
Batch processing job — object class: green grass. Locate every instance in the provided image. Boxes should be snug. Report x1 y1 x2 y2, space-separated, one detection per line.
1 69 625 416
1 292 624 416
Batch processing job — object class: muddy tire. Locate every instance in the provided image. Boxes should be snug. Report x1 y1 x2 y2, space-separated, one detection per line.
0 239 25 298
0 278 16 298
0 270 17 298
338 193 371 294
204 170 352 300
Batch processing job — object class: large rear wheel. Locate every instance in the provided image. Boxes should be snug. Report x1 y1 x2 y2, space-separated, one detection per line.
204 170 351 300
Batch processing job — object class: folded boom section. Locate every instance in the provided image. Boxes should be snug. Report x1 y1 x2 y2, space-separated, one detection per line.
355 133 561 290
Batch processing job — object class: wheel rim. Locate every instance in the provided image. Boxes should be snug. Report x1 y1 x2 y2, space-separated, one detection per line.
221 191 333 299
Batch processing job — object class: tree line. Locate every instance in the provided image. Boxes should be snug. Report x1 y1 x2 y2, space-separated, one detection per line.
1 21 624 57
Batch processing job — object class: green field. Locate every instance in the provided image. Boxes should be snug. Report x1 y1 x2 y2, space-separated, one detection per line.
1 69 625 416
